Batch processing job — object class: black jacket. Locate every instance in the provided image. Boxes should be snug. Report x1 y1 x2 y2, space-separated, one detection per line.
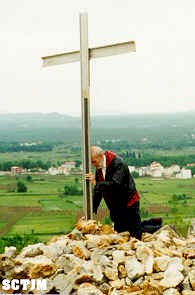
93 156 137 217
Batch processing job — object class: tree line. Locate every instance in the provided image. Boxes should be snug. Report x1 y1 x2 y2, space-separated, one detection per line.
0 160 52 171
120 151 195 168
0 152 195 172
0 142 53 153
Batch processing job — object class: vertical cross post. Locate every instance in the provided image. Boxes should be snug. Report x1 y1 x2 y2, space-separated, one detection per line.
80 13 93 219
42 13 136 220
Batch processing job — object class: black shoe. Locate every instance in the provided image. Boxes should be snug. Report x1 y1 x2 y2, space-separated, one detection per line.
150 217 163 226
141 217 163 227
142 224 161 234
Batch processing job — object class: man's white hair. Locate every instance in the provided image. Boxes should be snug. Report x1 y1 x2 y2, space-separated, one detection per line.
91 146 104 158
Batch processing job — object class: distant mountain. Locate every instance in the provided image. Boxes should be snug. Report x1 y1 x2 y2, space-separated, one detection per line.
1 111 195 129
0 112 195 147
0 112 80 129
91 112 195 128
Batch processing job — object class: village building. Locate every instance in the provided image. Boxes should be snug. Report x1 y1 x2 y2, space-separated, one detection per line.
186 163 195 167
170 164 180 173
163 167 173 178
63 161 76 171
137 166 148 177
58 164 69 175
163 164 180 178
48 167 58 175
11 166 24 176
176 168 192 179
48 161 76 176
128 166 136 173
149 162 164 177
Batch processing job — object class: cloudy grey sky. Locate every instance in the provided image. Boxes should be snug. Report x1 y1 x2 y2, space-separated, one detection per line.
1 0 195 115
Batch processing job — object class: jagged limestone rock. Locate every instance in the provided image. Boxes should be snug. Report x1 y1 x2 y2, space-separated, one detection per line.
77 282 104 295
118 263 127 279
0 252 16 279
52 269 79 295
136 243 154 274
142 279 163 295
163 288 180 295
160 265 184 288
182 291 195 295
85 233 129 249
0 219 195 295
14 255 57 279
67 228 84 240
189 269 195 290
75 218 99 234
20 243 45 257
154 256 171 272
187 219 195 237
4 246 17 258
109 278 125 289
181 276 192 291
112 249 126 266
70 240 90 260
125 256 145 280
104 265 119 281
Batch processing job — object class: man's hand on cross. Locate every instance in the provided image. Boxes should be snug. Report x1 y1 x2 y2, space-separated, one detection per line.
85 172 96 186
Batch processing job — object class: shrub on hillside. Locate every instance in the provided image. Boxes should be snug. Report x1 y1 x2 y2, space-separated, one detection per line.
63 183 82 196
0 232 39 253
17 181 27 193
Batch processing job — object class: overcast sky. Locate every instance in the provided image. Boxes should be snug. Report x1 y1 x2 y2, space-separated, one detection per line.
1 0 195 116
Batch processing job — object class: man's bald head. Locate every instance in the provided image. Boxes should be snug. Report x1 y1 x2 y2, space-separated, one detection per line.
90 146 104 168
91 146 104 158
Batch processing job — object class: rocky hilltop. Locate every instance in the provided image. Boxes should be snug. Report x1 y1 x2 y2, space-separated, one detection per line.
0 218 194 295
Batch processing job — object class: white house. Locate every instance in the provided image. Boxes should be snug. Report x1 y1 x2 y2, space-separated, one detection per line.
48 167 58 175
171 164 180 173
163 164 180 178
63 161 76 171
137 167 148 177
186 163 195 167
58 164 69 175
11 166 24 176
163 167 173 177
149 162 164 177
128 166 136 173
176 168 192 179
48 161 76 176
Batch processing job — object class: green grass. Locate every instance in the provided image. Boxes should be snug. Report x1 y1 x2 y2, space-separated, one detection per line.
0 174 79 192
0 145 80 165
7 211 76 236
136 178 195 231
40 198 82 211
137 178 195 204
0 174 194 242
0 222 7 230
0 194 43 207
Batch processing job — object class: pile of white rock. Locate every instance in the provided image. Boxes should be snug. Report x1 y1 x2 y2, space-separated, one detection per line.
0 218 194 294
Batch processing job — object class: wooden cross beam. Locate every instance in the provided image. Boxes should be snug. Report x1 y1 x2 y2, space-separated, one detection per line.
42 13 136 220
42 41 136 67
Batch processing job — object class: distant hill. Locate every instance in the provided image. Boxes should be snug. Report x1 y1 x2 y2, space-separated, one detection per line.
0 112 195 149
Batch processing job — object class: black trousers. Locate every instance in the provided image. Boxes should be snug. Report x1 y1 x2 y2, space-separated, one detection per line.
111 201 161 240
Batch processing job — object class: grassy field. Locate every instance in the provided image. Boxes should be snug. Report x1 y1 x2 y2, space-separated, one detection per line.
0 144 80 165
0 174 194 242
138 178 195 222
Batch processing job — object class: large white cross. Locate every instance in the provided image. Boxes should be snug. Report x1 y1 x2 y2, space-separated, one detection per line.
42 13 136 220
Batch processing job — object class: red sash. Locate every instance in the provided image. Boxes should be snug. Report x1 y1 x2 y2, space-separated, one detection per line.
127 191 140 207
